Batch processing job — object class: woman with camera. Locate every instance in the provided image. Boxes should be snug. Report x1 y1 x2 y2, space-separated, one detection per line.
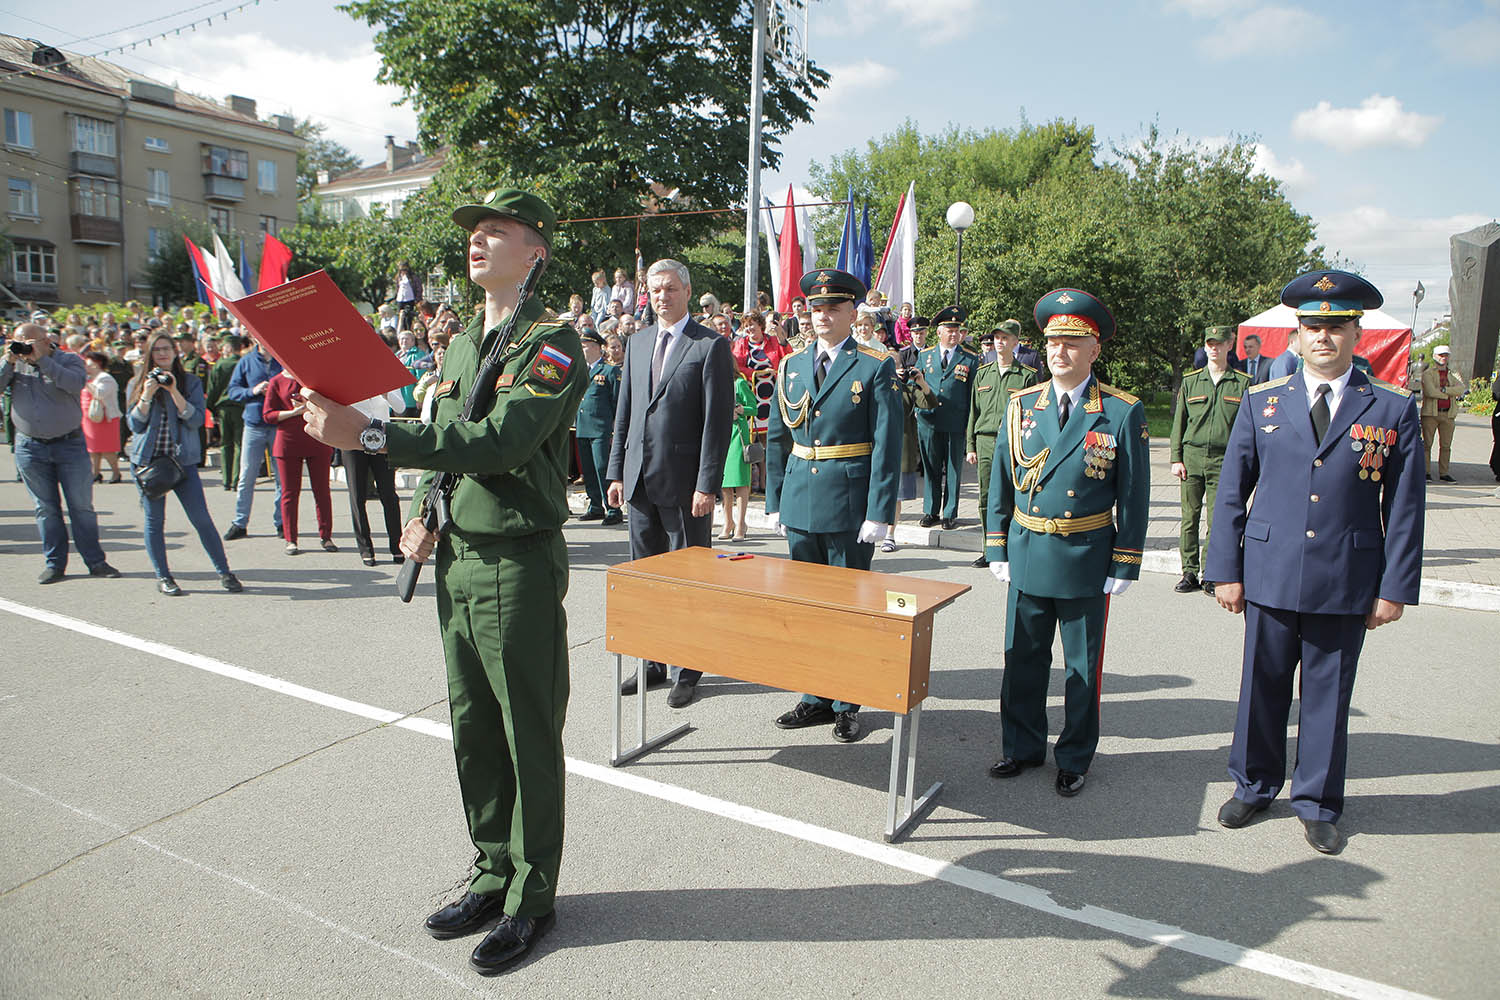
126 332 242 596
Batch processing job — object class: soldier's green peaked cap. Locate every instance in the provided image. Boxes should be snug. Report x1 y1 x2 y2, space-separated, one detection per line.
452 188 557 247
1204 325 1235 343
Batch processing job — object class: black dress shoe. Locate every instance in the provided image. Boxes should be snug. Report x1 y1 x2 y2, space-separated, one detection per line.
1203 579 1216 596
1055 770 1086 797
971 554 989 568
918 514 940 528
619 662 668 695
469 911 555 976
1216 796 1268 829
38 567 65 585
1440 474 1457 483
666 678 698 708
425 890 506 939
775 701 835 729
158 576 182 597
223 524 247 541
941 517 958 530
601 511 624 525
89 562 122 578
1174 571 1200 593
832 711 862 743
578 508 605 521
1301 818 1342 854
219 573 243 593
988 757 1044 779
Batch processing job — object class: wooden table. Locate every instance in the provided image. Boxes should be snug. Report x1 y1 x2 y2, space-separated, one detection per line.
605 547 970 840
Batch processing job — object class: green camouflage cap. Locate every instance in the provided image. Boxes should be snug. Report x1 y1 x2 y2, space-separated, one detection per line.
1203 324 1235 343
452 188 557 246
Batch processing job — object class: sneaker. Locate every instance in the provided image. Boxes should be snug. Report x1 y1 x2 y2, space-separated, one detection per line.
38 567 65 585
223 524 247 541
219 573 243 593
89 562 122 578
320 538 338 553
285 542 299 556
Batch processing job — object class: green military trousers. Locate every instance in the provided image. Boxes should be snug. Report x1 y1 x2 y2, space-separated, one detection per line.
436 529 570 917
217 408 243 490
1002 586 1109 774
974 432 997 528
1178 444 1223 577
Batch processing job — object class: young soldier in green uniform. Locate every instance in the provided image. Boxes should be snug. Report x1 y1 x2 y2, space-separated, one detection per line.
574 329 622 523
302 189 584 976
984 289 1149 798
966 319 1038 567
916 305 982 529
765 268 903 743
1170 325 1249 594
204 335 246 490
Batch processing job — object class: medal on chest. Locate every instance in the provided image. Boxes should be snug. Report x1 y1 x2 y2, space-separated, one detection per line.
1351 424 1397 481
1261 395 1278 418
1083 430 1117 479
1020 411 1037 441
850 380 863 405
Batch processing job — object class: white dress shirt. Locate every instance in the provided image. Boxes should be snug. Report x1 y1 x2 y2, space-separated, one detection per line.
653 312 691 371
1302 365 1353 421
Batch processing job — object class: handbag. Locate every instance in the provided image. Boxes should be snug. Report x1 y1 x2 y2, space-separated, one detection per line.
743 441 765 464
134 454 185 498
87 395 105 422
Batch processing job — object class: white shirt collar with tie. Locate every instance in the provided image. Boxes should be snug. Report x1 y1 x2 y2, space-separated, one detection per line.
1302 365 1353 419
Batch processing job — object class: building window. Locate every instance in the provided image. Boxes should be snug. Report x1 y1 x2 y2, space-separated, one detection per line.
258 214 277 236
4 108 33 149
72 116 117 157
79 252 108 290
8 177 38 216
209 206 233 233
144 136 170 153
203 145 249 179
147 227 164 258
257 159 277 193
12 242 57 284
73 177 120 218
147 168 170 206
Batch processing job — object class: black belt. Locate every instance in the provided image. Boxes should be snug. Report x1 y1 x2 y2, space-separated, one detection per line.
26 429 81 444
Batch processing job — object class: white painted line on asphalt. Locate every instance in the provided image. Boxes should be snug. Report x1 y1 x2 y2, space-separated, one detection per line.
0 773 489 999
0 597 1434 1000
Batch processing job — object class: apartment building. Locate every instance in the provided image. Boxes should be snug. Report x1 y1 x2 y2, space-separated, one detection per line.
0 34 303 307
309 137 445 222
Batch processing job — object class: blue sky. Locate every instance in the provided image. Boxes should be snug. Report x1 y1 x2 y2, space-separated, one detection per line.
9 0 1495 329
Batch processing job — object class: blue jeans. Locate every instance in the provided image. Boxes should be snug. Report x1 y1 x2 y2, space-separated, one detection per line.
134 464 231 579
231 420 282 530
15 430 108 571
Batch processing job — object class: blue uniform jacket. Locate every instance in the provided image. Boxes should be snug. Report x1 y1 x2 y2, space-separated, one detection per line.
226 349 283 426
1204 369 1424 614
766 339 902 533
575 360 620 439
915 345 981 433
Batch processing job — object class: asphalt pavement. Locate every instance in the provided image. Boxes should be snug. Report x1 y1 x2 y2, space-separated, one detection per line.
1 445 1496 999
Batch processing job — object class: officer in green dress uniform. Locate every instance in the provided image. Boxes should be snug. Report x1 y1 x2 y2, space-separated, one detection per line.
984 289 1149 798
301 188 584 976
1170 325 1249 594
966 319 1039 567
574 329 622 524
916 306 981 529
766 268 903 743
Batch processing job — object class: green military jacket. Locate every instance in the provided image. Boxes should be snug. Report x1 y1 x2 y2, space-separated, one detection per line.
1169 366 1250 461
984 377 1150 598
574 359 620 439
915 344 982 433
966 359 1038 452
204 355 243 414
387 299 586 541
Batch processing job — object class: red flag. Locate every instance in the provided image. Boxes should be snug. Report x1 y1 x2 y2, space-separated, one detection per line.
258 233 293 291
182 237 220 307
776 187 802 313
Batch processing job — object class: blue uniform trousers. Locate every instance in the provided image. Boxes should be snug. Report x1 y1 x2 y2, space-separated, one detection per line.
1229 602 1365 823
786 525 873 713
916 423 964 519
1003 587 1109 774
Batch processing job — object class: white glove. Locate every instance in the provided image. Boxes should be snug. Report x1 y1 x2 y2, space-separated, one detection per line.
858 520 887 544
989 561 1010 583
1103 576 1132 595
764 510 786 537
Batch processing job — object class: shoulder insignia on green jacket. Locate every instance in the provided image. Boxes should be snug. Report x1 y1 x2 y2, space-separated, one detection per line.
857 345 891 362
1099 383 1140 406
1249 374 1294 394
1368 377 1412 398
1015 383 1046 398
1017 362 1037 375
1183 366 1204 377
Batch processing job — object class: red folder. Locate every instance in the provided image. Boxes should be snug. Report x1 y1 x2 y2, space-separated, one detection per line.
217 270 415 406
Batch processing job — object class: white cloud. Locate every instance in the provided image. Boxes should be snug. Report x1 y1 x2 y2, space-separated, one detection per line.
1195 5 1326 58
1431 15 1500 66
872 0 981 45
817 59 897 110
1162 0 1248 17
1291 95 1441 150
1247 142 1311 188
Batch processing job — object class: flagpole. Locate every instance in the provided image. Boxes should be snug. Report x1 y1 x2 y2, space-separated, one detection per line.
742 0 767 310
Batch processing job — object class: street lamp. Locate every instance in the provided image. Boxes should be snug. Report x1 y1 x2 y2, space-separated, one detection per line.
946 201 974 308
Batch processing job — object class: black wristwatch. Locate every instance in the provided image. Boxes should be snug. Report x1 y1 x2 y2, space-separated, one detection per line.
359 417 387 454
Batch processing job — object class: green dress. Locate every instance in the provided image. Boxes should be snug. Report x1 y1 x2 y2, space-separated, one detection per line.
722 374 756 488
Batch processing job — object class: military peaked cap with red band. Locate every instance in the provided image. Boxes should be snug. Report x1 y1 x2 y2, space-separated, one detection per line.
1033 288 1117 343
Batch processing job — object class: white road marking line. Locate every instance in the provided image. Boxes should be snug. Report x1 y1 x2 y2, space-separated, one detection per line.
0 597 1433 1000
0 773 488 999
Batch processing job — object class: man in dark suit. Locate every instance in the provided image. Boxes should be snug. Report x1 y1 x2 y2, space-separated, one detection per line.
607 258 734 708
1240 334 1270 384
1207 269 1424 855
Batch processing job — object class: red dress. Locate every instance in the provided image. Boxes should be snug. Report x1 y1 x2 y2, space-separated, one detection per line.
80 374 121 455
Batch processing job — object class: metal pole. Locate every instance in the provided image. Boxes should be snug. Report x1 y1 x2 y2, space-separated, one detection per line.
954 230 964 308
743 0 767 310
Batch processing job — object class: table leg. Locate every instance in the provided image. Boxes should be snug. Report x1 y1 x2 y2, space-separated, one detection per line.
885 703 943 842
609 656 692 766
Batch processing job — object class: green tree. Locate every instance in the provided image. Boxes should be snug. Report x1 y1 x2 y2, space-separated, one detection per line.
293 118 364 199
341 0 827 301
144 215 222 308
281 207 403 310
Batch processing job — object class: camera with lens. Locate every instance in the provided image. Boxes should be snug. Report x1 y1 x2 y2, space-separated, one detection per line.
148 367 174 386
7 340 32 357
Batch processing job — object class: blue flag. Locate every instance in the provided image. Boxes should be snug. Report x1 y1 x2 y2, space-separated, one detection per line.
238 235 256 293
855 201 873 290
835 185 857 273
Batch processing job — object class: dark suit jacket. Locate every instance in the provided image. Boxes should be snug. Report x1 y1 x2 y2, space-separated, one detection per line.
606 317 734 508
1240 354 1271 385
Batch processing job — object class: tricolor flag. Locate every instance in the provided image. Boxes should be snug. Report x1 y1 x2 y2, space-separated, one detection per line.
874 181 917 312
761 196 782 308
183 237 215 306
210 232 249 302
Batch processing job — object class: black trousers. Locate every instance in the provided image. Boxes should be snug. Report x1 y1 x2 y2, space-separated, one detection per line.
342 450 403 559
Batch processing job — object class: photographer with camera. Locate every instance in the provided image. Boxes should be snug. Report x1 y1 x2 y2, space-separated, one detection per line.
0 323 120 583
126 332 241 596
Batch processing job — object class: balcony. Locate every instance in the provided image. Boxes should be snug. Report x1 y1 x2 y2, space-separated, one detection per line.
69 151 118 178
204 175 245 202
70 213 123 245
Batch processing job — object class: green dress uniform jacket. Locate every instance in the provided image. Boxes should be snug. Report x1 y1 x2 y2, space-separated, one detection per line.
966 360 1038 518
384 300 586 919
1169 366 1249 576
574 359 620 513
915 344 981 518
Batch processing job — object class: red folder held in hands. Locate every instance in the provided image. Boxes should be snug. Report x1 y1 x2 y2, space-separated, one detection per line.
217 270 414 406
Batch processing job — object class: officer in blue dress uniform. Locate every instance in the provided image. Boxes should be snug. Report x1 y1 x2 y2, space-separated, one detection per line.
916 306 981 529
984 289 1149 797
1206 269 1424 855
573 329 622 524
766 268 903 743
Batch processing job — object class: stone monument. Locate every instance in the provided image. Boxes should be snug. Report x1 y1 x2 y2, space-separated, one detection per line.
1449 222 1500 381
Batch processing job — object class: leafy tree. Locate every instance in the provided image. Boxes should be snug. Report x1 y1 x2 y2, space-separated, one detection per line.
294 118 364 199
144 215 222 308
281 207 403 310
341 0 827 301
